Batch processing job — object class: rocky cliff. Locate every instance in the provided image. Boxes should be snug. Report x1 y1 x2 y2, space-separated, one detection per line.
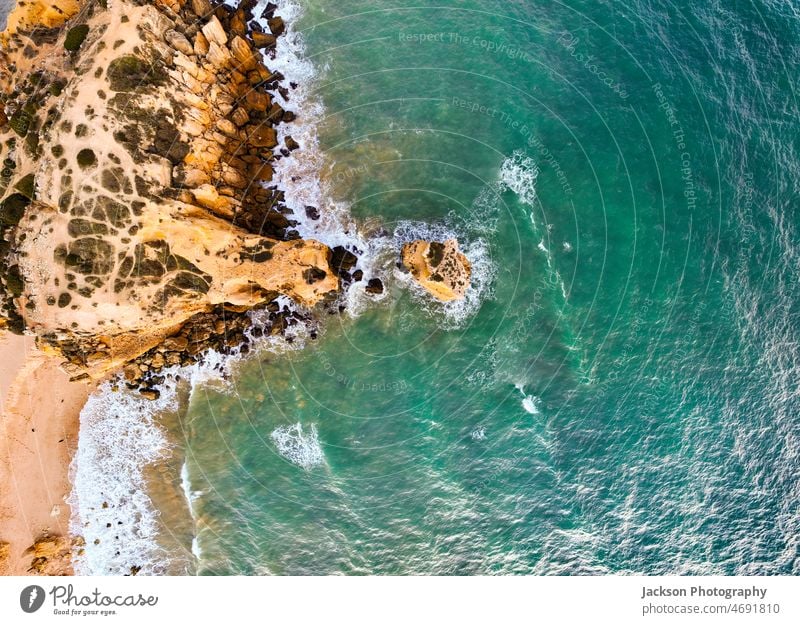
0 0 338 384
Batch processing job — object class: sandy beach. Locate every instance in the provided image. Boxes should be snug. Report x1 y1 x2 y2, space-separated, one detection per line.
0 332 93 575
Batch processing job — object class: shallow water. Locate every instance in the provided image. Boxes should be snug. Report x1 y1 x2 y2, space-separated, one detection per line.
73 0 800 575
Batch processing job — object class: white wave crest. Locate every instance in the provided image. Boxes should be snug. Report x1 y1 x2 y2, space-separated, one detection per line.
471 427 487 441
522 395 541 415
271 422 325 469
515 382 541 415
255 0 361 252
500 150 539 207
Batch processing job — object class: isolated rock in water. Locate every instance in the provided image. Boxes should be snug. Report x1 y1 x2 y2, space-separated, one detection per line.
365 278 384 295
401 239 471 302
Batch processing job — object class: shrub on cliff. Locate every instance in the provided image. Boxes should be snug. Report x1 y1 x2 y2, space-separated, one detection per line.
107 55 166 92
76 148 97 169
64 25 90 52
5 265 24 297
0 193 30 226
14 174 35 199
8 110 32 137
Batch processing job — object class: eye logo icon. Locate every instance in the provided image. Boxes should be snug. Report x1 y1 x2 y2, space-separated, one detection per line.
20 585 45 613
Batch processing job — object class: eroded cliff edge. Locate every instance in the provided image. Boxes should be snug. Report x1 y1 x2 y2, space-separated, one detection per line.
0 0 338 390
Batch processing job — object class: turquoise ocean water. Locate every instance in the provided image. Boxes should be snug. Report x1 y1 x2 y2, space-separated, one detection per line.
70 0 800 575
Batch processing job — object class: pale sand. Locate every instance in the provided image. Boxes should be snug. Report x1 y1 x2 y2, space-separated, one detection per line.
0 333 94 575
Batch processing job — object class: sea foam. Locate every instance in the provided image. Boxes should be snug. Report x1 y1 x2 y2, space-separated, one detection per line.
271 422 325 469
499 150 539 207
68 382 176 575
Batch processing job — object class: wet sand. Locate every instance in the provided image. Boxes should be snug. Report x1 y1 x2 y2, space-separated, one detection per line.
0 333 94 575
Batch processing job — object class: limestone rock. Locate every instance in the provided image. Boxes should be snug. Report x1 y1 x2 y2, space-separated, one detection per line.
194 32 210 56
201 16 228 47
192 184 233 216
163 336 189 351
249 125 277 148
365 278 384 295
0 541 9 573
26 535 73 575
268 16 285 36
252 31 276 49
191 0 213 18
165 29 194 56
205 42 233 68
401 239 471 302
0 0 340 380
216 118 239 139
230 36 257 71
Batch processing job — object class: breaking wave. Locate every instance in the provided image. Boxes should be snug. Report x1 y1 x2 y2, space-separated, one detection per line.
271 422 325 469
499 150 539 208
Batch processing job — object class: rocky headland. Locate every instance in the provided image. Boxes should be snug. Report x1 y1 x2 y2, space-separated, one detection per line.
0 0 343 392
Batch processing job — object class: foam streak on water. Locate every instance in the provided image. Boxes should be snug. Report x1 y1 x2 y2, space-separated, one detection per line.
69 338 309 575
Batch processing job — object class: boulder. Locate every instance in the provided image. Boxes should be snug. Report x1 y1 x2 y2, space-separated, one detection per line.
245 90 270 112
268 16 285 36
163 336 189 351
26 535 72 575
165 29 194 56
201 16 228 47
216 118 239 138
230 36 257 70
330 246 357 276
123 363 142 382
401 239 471 302
194 32 210 56
191 0 213 18
140 389 160 401
249 126 277 148
365 278 384 295
252 31 276 49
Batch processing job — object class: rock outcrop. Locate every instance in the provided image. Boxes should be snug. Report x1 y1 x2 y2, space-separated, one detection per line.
401 239 471 302
0 540 9 574
25 534 79 575
0 0 339 380
0 0 80 42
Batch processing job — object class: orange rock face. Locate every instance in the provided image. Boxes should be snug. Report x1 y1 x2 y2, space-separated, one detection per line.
401 239 471 302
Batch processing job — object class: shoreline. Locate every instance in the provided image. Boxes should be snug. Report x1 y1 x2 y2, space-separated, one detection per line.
0 332 94 575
